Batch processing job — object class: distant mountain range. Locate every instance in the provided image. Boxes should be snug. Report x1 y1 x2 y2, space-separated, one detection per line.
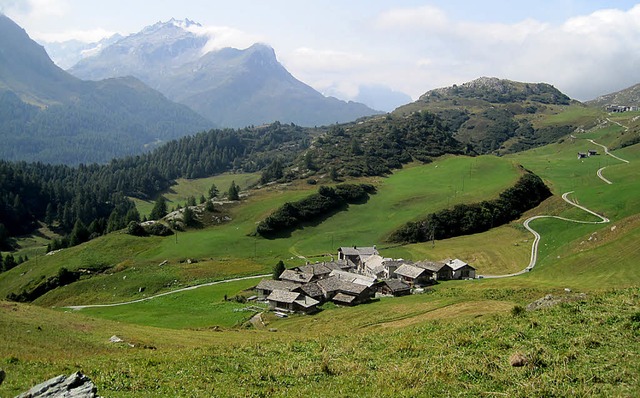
67 19 382 127
0 14 211 165
43 34 124 70
587 83 640 108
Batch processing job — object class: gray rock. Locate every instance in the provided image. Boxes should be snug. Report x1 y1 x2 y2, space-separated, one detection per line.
15 371 98 398
109 335 123 343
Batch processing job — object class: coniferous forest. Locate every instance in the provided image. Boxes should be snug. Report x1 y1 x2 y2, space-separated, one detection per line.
0 122 310 251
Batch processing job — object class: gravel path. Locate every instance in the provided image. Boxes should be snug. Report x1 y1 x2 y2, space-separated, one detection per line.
483 137 628 279
64 274 270 310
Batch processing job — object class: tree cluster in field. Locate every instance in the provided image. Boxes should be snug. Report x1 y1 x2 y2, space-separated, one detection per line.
0 252 26 273
256 184 376 237
388 172 551 243
127 221 174 237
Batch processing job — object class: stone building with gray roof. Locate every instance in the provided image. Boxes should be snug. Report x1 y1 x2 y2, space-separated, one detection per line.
255 279 300 300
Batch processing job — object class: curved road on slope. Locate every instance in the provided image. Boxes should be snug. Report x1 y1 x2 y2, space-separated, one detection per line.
592 121 630 184
483 137 628 279
64 274 271 310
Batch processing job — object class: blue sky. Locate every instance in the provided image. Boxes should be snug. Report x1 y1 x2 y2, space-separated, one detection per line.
2 0 640 103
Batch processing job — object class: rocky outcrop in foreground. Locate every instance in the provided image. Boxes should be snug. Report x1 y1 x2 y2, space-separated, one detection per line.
16 372 98 398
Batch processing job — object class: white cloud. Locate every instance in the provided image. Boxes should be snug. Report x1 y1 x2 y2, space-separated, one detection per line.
33 28 117 43
286 47 371 72
376 5 448 31
186 24 265 54
372 4 640 101
1 0 68 19
280 47 374 99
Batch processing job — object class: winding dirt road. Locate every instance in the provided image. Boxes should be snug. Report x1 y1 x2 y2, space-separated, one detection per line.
64 274 270 310
483 137 628 279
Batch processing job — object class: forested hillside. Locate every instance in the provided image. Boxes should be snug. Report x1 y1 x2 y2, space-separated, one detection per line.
0 123 309 250
0 14 211 165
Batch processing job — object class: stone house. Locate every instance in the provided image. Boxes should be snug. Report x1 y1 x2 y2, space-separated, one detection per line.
394 263 434 287
266 290 320 314
255 279 299 300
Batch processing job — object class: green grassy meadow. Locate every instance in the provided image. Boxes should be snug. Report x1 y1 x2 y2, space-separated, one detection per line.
1 111 640 396
74 277 265 329
0 155 524 306
1 288 638 397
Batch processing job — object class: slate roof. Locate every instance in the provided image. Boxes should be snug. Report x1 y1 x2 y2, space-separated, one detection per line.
297 263 332 276
255 279 299 292
395 264 429 279
415 261 447 272
338 246 379 257
296 282 323 298
382 279 411 293
266 290 301 303
317 276 369 296
279 269 314 284
445 258 474 271
338 247 361 256
324 259 356 271
317 276 342 294
332 293 356 304
329 269 376 287
294 295 320 308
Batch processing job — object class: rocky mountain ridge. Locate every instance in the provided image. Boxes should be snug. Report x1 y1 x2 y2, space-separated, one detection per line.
67 18 381 127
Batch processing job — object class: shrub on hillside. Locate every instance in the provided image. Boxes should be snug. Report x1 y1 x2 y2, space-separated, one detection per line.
389 171 551 243
144 223 174 236
127 221 147 236
256 183 376 237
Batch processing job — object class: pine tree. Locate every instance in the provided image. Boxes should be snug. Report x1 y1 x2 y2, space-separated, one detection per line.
125 208 141 224
208 183 219 199
0 223 7 250
183 206 195 226
273 260 286 280
199 195 206 204
150 197 168 220
3 254 17 271
45 203 55 226
228 181 240 201
0 252 4 272
330 167 339 181
69 220 90 247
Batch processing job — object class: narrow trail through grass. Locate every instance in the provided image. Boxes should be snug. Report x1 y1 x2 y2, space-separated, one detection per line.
484 137 629 278
63 274 270 310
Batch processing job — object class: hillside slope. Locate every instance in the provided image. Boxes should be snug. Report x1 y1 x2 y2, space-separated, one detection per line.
0 14 211 165
587 82 640 108
394 77 582 154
